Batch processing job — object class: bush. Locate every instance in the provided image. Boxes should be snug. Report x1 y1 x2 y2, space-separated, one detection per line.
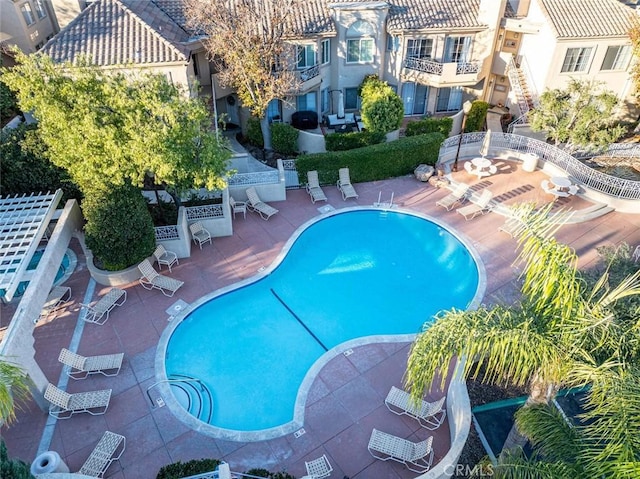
271 122 299 155
296 132 444 185
157 459 222 479
84 183 156 271
359 75 404 133
405 117 453 137
325 130 385 151
0 124 82 202
465 100 490 132
0 78 18 126
245 469 296 479
0 440 33 479
246 116 264 148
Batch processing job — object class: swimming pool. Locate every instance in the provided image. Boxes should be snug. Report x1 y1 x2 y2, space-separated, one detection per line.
158 208 485 441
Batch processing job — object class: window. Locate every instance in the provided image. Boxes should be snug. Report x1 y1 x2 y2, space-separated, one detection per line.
601 45 631 71
321 88 330 113
297 92 316 112
21 3 35 25
267 99 281 122
444 37 471 63
321 39 330 64
387 35 400 52
297 44 316 69
406 39 433 59
561 47 593 73
401 82 429 116
344 87 360 110
346 20 375 63
34 0 47 19
435 87 462 112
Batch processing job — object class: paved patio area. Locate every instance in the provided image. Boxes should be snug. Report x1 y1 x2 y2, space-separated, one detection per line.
2 160 640 479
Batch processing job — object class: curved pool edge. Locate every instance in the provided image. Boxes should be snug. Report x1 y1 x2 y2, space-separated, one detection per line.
155 206 487 442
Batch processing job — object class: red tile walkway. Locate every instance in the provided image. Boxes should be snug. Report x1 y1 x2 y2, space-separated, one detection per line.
2 162 640 479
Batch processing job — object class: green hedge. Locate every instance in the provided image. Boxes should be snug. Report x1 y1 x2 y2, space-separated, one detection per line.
157 459 221 479
271 122 299 155
246 116 264 147
325 130 385 151
405 117 453 137
465 100 490 132
296 132 444 185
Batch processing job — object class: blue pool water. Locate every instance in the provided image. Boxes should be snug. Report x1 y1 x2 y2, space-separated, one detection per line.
163 209 481 436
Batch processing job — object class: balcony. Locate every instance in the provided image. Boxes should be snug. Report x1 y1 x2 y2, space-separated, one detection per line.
402 57 483 87
296 64 321 91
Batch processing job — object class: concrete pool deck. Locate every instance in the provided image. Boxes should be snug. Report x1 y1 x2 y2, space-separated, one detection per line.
2 162 640 479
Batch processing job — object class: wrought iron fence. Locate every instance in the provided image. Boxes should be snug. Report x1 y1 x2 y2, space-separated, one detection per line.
154 225 179 241
456 61 481 74
439 133 640 200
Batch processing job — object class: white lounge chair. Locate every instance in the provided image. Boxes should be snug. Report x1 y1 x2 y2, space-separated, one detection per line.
337 167 359 200
384 386 446 429
456 189 494 220
153 244 179 272
38 286 72 322
306 170 327 203
304 454 333 479
368 428 434 473
498 216 524 237
189 221 212 249
59 348 124 380
230 196 247 219
435 183 469 211
44 383 112 419
246 187 279 220
79 430 126 478
81 287 127 325
138 259 184 297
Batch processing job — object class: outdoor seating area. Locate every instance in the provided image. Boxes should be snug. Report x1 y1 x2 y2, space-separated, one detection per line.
81 287 127 325
384 386 447 430
337 167 359 200
457 189 495 220
58 348 124 380
153 244 179 272
230 196 247 219
189 221 212 249
436 182 470 211
464 158 497 178
305 170 327 204
246 186 279 220
137 258 184 297
368 428 434 474
44 383 112 419
542 177 579 198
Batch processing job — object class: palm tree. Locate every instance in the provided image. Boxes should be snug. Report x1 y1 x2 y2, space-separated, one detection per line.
405 204 640 474
0 358 31 425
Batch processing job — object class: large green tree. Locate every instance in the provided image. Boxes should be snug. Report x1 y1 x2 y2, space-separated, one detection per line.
2 52 231 268
185 0 301 151
528 78 625 150
406 204 640 478
359 75 404 134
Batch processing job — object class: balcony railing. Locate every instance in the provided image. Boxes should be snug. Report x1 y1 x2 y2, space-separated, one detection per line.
403 57 481 76
298 64 320 82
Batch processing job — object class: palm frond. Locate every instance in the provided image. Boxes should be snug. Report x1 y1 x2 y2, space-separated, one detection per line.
0 359 31 424
491 447 580 479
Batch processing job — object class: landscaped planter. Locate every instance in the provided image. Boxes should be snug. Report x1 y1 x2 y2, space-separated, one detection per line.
86 248 149 286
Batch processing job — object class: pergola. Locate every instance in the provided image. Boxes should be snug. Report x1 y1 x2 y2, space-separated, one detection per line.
0 190 62 302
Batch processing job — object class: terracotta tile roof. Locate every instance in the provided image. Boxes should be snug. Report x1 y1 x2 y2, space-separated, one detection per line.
41 0 189 66
539 0 636 38
385 0 484 31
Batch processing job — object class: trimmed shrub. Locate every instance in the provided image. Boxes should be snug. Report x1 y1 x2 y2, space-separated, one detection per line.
0 440 33 479
405 117 454 137
156 459 222 479
84 183 156 271
359 75 404 133
296 132 444 185
246 116 264 148
325 130 385 151
465 100 490 132
245 469 296 479
271 122 299 155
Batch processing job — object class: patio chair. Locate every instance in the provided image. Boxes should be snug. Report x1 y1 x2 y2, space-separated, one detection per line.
189 221 212 249
38 286 72 322
368 428 434 473
138 259 184 297
230 196 247 219
336 167 359 200
59 348 124 380
306 170 327 203
498 216 524 237
81 287 127 325
456 189 494 220
44 383 112 419
153 244 179 272
246 186 279 220
435 183 470 211
384 386 446 429
79 430 126 478
304 454 333 479
633 245 640 263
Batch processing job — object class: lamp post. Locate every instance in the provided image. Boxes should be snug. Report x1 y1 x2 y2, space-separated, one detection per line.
453 100 473 172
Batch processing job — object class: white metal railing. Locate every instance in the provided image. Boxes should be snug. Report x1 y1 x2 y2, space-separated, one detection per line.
438 132 640 200
227 170 280 187
154 225 179 241
403 57 443 75
299 64 320 82
185 204 224 220
456 61 481 74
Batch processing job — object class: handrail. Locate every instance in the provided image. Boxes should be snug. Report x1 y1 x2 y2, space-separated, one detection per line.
146 377 205 408
437 132 640 200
